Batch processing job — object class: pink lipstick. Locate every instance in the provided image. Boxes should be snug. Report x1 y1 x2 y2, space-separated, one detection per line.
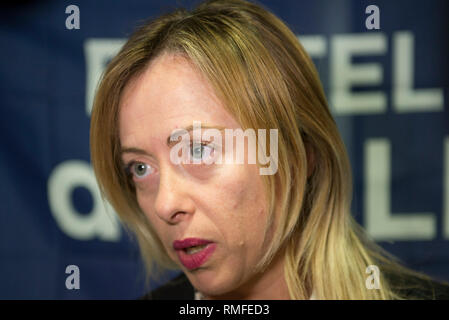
173 238 216 270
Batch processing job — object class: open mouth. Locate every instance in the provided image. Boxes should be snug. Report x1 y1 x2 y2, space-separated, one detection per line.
183 244 209 255
173 238 217 270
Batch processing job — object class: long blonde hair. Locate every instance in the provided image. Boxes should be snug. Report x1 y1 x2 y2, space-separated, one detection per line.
90 0 430 299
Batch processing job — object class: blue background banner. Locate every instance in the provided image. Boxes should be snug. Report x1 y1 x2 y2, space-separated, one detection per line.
1 0 448 299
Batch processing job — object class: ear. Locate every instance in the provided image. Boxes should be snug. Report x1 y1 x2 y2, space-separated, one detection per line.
304 141 316 179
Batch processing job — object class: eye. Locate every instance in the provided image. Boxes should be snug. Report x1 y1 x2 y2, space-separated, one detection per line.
127 162 154 179
190 142 214 162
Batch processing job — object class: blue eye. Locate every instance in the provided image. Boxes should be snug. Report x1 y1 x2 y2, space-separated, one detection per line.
190 143 214 162
129 162 153 179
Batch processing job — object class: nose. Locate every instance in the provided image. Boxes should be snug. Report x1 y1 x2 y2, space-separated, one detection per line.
153 166 194 224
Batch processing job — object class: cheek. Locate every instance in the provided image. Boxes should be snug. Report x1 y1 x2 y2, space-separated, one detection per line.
211 167 268 246
135 192 163 233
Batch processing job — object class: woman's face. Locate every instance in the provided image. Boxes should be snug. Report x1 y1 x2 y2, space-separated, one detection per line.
119 52 273 296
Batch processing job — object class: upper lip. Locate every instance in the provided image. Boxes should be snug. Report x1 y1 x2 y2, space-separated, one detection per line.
173 238 213 250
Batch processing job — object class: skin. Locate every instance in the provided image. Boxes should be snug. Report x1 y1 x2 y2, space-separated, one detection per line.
119 52 290 299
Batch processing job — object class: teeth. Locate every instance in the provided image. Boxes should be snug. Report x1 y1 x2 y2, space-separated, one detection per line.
185 244 207 254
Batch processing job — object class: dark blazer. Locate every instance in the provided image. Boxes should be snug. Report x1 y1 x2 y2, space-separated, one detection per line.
141 272 449 300
141 273 195 300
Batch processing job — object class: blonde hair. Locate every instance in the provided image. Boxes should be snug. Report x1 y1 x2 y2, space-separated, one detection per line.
90 0 431 299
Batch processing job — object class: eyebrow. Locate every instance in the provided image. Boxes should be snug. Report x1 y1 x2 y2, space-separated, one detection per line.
120 147 151 157
120 124 226 156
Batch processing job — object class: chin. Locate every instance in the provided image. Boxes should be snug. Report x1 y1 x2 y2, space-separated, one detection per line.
187 268 241 297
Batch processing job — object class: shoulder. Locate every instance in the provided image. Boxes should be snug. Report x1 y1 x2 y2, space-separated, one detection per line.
386 272 449 300
140 273 195 300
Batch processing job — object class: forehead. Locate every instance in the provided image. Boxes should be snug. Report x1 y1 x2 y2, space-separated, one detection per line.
119 53 239 148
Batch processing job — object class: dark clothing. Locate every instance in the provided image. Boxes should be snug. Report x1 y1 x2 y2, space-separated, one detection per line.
141 273 194 300
141 272 449 300
385 272 449 300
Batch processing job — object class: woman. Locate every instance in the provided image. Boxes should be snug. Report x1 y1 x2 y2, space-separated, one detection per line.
90 0 449 299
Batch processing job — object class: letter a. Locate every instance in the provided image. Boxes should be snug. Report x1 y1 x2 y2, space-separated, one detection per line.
365 5 380 30
65 5 80 30
65 265 80 290
365 265 381 289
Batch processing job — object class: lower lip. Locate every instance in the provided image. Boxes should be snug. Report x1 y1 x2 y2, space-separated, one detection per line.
176 243 217 270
